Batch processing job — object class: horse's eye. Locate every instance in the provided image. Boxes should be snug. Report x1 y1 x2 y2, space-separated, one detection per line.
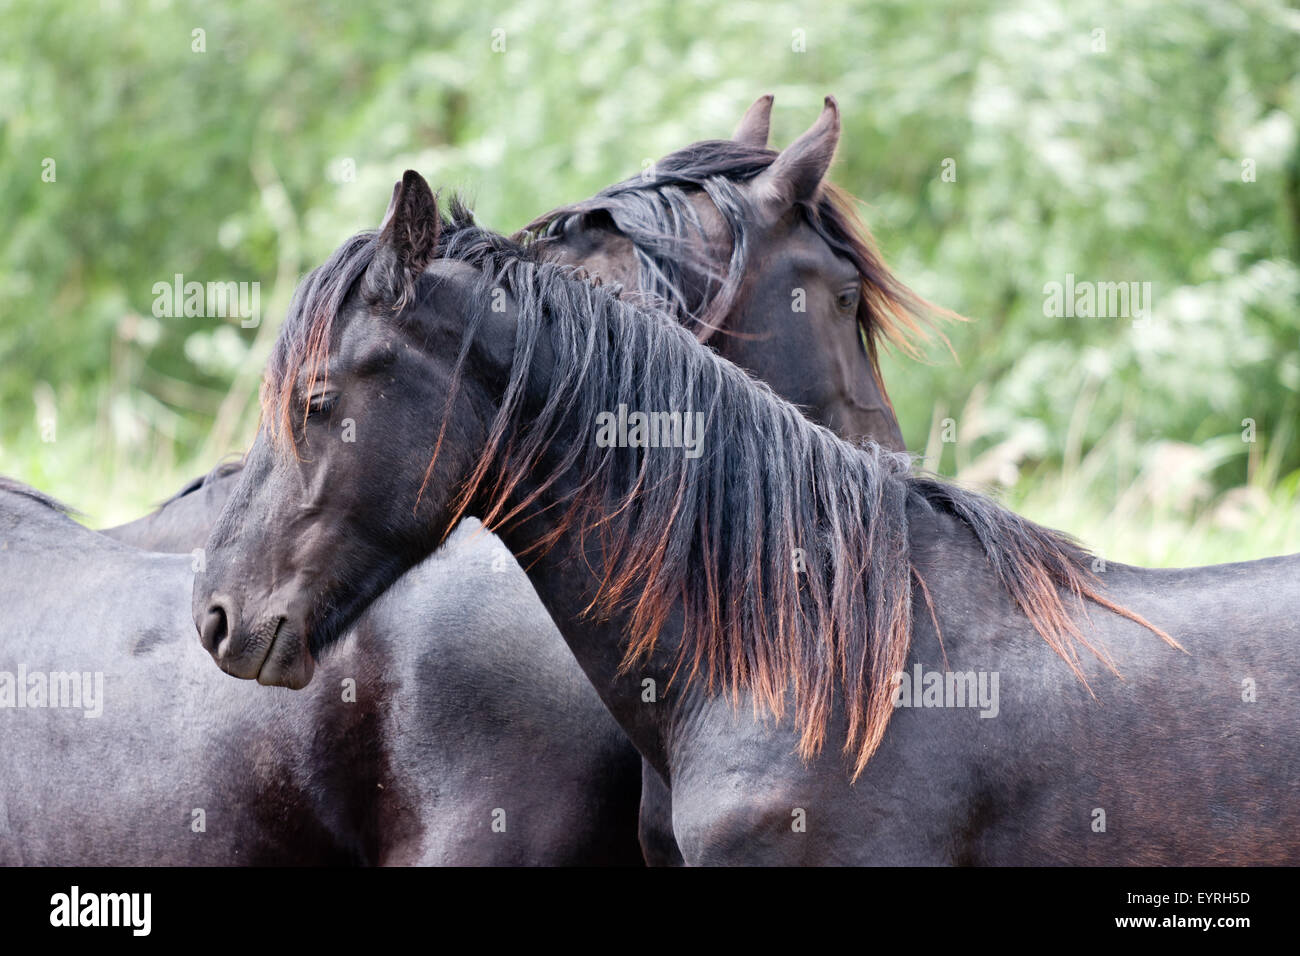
307 394 337 418
837 290 859 312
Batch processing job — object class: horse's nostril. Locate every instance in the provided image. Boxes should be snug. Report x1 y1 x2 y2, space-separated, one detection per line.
200 602 231 657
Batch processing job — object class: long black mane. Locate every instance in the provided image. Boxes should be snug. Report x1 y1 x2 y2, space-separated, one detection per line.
441 213 1175 778
521 138 946 362
266 202 1176 780
268 140 948 439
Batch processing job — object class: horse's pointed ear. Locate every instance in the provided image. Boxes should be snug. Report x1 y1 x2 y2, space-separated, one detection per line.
751 95 840 216
732 94 774 148
364 169 440 309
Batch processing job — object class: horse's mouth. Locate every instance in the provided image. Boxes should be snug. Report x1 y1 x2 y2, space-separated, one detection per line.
209 613 314 688
249 616 285 682
252 617 315 689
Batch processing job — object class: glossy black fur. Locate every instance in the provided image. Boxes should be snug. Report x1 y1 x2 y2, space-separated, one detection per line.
170 99 907 865
21 99 921 865
1 476 641 865
196 171 1300 864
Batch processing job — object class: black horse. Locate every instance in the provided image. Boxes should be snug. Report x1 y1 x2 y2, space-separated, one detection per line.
128 96 929 865
74 96 929 865
195 166 1300 864
0 476 642 864
524 94 930 451
0 475 384 865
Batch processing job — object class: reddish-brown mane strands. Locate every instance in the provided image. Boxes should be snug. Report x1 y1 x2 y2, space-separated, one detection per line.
263 182 1176 784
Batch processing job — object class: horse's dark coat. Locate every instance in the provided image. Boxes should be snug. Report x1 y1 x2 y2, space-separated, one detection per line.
194 168 1300 864
53 98 904 868
2 477 642 865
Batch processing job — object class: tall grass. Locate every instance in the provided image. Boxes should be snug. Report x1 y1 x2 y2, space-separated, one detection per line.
921 388 1300 568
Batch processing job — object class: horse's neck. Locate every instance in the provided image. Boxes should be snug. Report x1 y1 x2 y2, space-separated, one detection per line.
489 505 680 778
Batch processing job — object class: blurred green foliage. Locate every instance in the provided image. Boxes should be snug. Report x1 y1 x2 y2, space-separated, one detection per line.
1 0 1297 563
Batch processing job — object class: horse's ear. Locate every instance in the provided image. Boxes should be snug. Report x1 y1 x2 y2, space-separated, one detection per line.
751 95 840 216
364 169 440 308
732 94 774 148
